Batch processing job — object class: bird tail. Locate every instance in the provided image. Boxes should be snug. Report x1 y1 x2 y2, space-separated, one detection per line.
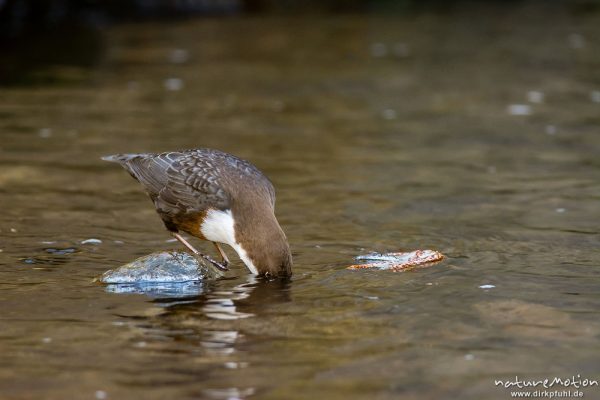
101 153 145 164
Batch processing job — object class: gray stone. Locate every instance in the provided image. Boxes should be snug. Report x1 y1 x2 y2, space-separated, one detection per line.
98 251 224 284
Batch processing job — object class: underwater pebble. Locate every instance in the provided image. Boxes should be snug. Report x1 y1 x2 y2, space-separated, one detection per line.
568 33 585 49
591 91 600 103
527 91 544 103
168 48 189 64
545 125 557 135
271 100 284 112
479 284 495 289
202 388 255 399
114 240 124 245
135 341 147 348
95 390 108 400
38 128 52 138
392 42 410 58
42 337 52 343
381 109 397 120
10 228 17 233
464 354 475 361
370 42 388 57
164 78 184 91
127 81 139 91
555 208 566 213
81 238 102 245
45 248 76 255
507 104 531 116
224 361 249 369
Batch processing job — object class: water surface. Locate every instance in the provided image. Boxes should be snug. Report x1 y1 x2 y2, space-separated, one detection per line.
1 4 600 399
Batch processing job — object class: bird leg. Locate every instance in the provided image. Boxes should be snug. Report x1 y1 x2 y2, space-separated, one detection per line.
172 232 229 271
213 242 230 267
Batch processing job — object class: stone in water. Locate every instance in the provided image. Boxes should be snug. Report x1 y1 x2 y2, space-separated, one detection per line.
348 250 444 271
98 251 224 284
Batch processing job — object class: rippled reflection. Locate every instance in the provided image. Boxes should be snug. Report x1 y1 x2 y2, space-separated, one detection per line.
104 280 207 298
104 275 291 399
201 387 256 400
201 330 239 356
202 276 258 320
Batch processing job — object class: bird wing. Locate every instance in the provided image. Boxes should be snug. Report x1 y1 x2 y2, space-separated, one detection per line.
193 149 276 208
105 151 231 217
103 149 276 216
164 151 232 213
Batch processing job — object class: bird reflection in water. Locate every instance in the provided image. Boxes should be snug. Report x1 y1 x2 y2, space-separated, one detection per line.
202 275 259 320
104 280 207 298
111 275 291 399
196 277 290 399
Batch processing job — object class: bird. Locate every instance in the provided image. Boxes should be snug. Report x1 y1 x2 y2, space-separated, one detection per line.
102 148 292 278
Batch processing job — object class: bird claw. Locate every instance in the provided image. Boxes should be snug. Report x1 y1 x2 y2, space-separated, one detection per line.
202 254 229 272
171 232 229 272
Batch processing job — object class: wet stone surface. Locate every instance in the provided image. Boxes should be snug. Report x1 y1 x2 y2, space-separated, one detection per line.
98 251 224 284
97 251 223 298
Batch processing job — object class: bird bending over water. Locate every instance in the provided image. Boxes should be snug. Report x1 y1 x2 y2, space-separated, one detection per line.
102 148 292 277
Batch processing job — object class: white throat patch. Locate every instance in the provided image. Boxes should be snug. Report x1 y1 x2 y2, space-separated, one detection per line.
200 209 259 275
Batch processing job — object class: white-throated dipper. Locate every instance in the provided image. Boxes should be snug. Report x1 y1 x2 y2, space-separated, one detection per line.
102 148 292 277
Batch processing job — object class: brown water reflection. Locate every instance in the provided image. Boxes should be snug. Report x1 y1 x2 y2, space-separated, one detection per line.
1 4 600 400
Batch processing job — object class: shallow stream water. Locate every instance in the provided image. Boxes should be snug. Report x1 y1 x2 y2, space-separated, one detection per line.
1 4 599 399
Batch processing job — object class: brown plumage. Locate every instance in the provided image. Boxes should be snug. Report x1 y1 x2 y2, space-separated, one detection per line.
103 148 292 277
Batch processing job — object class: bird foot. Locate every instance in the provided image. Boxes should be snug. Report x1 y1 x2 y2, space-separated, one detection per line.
171 232 229 272
200 254 229 272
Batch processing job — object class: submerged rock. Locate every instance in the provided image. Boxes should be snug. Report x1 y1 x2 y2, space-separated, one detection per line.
97 251 224 284
104 280 207 298
348 250 444 271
